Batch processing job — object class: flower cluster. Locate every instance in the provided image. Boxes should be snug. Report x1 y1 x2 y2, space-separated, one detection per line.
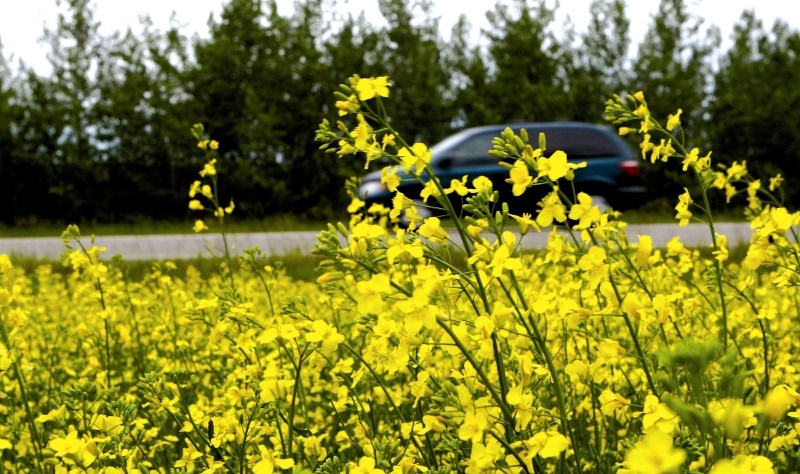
188 123 235 233
0 78 799 474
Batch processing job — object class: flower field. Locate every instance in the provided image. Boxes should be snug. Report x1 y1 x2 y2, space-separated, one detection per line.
1 79 799 473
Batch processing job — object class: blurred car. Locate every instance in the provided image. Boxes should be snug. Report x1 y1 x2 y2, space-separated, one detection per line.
357 121 646 220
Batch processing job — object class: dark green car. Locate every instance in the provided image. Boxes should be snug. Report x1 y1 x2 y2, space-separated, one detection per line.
358 122 646 218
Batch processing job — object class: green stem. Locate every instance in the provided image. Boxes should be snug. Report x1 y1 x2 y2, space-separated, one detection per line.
607 277 660 397
491 332 514 443
504 274 578 471
0 312 44 471
340 343 431 465
287 349 308 461
693 169 729 351
435 317 515 423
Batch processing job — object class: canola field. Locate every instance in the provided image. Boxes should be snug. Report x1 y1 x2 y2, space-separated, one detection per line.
0 79 799 473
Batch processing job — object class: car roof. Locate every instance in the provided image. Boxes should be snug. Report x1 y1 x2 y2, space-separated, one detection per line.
458 121 611 134
429 121 618 157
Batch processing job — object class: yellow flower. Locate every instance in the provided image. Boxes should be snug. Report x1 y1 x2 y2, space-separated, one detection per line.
174 443 203 472
347 197 365 213
336 94 360 116
381 166 401 192
521 430 570 459
193 220 208 233
398 143 432 176
36 405 67 424
386 232 424 265
91 414 124 435
666 109 682 131
675 188 693 226
279 323 300 340
536 150 584 181
769 431 799 452
188 180 201 197
409 370 431 407
418 217 449 244
708 454 775 474
507 160 532 196
458 410 489 442
727 160 748 180
188 199 204 210
354 76 390 101
763 384 799 420
305 320 345 355
48 430 99 466
536 190 567 227
465 439 503 474
444 175 470 196
300 434 328 462
510 212 540 235
568 192 601 230
224 199 235 214
598 389 630 416
637 234 653 267
253 445 295 474
0 345 14 372
420 180 441 203
769 173 783 191
200 158 217 177
622 431 685 474
351 456 385 474
638 394 681 435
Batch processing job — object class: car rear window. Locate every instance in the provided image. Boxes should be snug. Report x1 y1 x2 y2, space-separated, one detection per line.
443 131 498 166
436 125 625 168
521 126 622 158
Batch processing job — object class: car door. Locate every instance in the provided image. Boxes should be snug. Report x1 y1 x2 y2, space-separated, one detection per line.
432 129 513 211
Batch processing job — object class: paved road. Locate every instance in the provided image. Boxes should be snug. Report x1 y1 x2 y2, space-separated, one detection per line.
0 222 752 261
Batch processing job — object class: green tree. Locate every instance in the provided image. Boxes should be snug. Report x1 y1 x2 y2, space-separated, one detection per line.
93 21 199 221
20 0 108 221
0 44 21 224
274 0 347 215
632 0 719 140
631 0 720 204
565 0 631 122
192 0 355 218
709 11 800 206
446 14 493 126
374 0 454 144
192 0 293 216
480 0 569 123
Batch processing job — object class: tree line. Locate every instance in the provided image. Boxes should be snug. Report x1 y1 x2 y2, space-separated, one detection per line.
0 0 798 226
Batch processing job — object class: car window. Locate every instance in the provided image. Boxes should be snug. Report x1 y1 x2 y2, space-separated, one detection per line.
522 127 621 158
441 131 498 167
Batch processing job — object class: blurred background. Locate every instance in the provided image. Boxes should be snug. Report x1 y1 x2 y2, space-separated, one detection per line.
0 0 797 228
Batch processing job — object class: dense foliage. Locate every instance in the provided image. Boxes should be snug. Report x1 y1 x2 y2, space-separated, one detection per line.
1 75 800 473
0 0 798 224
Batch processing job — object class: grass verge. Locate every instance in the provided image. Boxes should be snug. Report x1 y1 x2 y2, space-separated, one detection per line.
11 251 325 282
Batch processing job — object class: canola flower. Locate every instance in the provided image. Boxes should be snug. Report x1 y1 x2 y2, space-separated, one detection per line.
0 78 799 474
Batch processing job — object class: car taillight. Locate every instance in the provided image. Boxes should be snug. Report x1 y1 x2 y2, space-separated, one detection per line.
620 159 640 177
